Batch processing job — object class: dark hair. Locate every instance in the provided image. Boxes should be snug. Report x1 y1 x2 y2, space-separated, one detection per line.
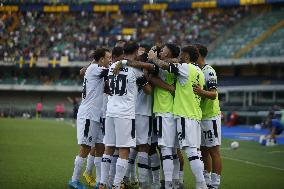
112 46 124 58
182 45 199 62
88 49 96 60
123 41 139 55
195 44 208 58
139 44 151 53
165 43 180 58
152 45 162 59
138 53 148 62
93 48 110 62
115 40 127 47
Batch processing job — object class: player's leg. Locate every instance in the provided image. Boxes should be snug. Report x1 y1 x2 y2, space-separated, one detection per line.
83 147 96 187
209 146 221 189
178 118 206 189
157 116 177 189
99 117 116 188
136 115 151 188
149 140 160 188
69 118 93 189
209 117 222 189
108 149 118 186
92 121 105 188
200 146 212 186
172 148 180 189
177 148 184 188
124 148 138 185
113 118 136 188
201 119 213 187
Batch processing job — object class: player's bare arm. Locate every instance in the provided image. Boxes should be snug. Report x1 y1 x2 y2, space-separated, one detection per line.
113 60 157 75
147 49 173 70
193 85 217 100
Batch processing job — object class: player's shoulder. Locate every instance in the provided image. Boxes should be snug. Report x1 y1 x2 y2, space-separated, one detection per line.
189 63 202 73
202 64 216 76
88 63 100 71
202 64 215 72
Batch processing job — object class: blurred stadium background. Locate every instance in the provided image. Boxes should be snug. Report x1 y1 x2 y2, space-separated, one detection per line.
1 0 284 126
1 0 284 189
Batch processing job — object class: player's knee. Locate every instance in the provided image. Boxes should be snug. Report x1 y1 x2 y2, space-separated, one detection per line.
209 146 221 158
95 143 105 156
119 147 130 159
149 142 158 155
177 150 185 166
105 146 115 155
185 147 199 161
79 144 91 158
137 144 149 152
201 146 210 157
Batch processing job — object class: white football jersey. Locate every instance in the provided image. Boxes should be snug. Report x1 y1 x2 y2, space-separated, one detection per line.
202 64 218 90
77 63 106 122
106 62 143 119
101 93 108 119
136 89 152 116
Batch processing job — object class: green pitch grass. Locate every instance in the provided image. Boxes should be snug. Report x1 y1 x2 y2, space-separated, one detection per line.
0 118 284 189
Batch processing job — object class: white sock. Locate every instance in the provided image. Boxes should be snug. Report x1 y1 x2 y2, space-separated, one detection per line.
148 157 153 185
94 157 102 183
173 152 180 180
203 170 211 186
179 171 184 185
72 156 85 182
109 155 118 185
165 181 173 189
130 149 138 182
113 158 128 188
161 147 174 183
211 173 221 187
85 154 95 175
184 147 205 183
137 152 149 184
150 153 160 184
197 150 204 171
100 154 112 185
173 152 180 189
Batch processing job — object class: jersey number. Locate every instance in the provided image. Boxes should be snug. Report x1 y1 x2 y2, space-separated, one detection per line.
203 130 213 139
108 74 127 96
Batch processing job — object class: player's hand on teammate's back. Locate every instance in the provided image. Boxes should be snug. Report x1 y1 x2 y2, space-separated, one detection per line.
193 84 202 95
113 61 123 75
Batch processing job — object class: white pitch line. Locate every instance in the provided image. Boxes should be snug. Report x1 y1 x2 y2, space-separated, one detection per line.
223 156 284 171
221 147 231 150
268 151 284 154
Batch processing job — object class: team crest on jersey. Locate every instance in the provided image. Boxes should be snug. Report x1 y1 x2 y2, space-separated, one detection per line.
209 72 214 76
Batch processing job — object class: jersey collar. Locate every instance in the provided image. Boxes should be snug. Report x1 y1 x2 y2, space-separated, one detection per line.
202 64 208 70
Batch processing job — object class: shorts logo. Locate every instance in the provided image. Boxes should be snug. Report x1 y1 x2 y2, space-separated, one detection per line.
88 136 92 142
178 132 183 142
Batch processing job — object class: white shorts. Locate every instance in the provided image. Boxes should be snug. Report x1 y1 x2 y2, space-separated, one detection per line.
77 118 104 147
104 117 136 148
176 117 201 148
201 115 221 147
155 116 178 148
136 115 152 145
100 117 106 136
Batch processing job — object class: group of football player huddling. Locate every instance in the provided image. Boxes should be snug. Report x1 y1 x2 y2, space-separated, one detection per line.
68 40 222 189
